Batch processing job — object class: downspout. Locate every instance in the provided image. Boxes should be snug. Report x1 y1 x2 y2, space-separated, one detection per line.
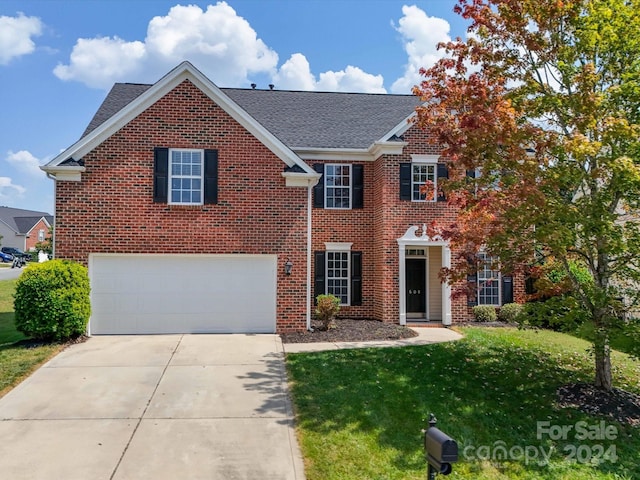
46 172 56 259
306 182 313 331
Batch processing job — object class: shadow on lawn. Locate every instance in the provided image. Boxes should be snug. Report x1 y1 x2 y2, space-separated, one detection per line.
286 330 639 478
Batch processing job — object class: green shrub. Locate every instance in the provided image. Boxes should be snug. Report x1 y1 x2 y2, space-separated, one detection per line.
498 303 523 323
315 294 341 331
14 260 91 341
472 305 497 322
517 295 587 332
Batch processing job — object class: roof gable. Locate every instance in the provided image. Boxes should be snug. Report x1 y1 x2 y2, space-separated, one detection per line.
0 207 53 234
80 80 422 153
43 62 315 176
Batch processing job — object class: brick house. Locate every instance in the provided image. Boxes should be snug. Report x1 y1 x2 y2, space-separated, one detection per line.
0 206 53 252
43 62 522 334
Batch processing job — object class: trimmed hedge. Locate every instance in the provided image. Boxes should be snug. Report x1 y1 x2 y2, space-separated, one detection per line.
472 305 497 322
498 303 523 323
14 260 91 341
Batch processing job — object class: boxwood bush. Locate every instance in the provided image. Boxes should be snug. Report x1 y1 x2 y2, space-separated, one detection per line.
472 305 497 322
14 259 91 341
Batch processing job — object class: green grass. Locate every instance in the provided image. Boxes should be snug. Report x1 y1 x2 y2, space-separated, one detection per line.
286 328 640 480
0 279 63 397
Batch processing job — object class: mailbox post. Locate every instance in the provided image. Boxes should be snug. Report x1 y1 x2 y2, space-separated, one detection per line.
424 414 458 479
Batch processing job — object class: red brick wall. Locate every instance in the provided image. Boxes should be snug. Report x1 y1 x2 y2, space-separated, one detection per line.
55 80 308 332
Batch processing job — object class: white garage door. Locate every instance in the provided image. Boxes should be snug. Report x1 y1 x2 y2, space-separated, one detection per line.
89 254 277 334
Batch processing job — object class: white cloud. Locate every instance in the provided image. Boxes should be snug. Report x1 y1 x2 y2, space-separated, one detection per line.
54 2 278 88
274 54 386 93
0 13 43 65
0 177 26 197
53 37 146 89
390 5 452 94
6 150 46 177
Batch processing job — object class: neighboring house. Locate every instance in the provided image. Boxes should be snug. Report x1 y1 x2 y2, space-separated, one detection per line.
0 206 53 252
42 62 523 335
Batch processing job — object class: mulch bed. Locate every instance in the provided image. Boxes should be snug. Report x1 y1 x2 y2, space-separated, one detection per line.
557 383 640 427
280 318 419 344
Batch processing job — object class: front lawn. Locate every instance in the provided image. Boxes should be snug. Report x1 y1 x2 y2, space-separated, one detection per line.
0 279 63 398
286 327 640 480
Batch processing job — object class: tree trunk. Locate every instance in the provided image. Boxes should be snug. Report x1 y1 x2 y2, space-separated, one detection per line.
594 329 613 391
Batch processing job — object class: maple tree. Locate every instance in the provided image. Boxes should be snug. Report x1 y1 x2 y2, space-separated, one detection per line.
414 0 640 391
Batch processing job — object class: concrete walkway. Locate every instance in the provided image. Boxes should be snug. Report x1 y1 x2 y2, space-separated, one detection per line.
283 327 462 353
0 335 305 480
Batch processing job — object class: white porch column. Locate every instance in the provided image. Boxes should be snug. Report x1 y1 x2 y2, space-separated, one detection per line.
398 244 407 325
442 244 452 325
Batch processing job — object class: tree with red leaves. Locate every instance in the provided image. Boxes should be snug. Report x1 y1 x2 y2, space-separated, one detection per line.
414 0 640 391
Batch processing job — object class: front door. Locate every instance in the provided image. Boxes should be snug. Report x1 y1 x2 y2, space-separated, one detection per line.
406 258 426 318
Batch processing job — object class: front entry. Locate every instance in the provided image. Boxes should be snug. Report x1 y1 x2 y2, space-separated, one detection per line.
406 258 426 319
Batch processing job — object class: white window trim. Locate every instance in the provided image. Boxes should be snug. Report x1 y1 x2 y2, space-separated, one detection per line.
410 154 439 203
477 252 502 306
324 242 353 251
168 148 204 206
326 250 351 306
324 163 352 210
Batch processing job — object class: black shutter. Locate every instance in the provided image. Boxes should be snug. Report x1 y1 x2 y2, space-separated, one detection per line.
313 164 324 208
153 147 169 203
466 169 476 178
399 163 411 200
437 163 449 202
203 149 218 204
467 272 478 307
314 251 326 303
350 251 362 306
352 165 363 209
502 275 513 305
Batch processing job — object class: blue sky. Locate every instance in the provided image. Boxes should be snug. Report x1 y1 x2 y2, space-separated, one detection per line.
0 1 468 214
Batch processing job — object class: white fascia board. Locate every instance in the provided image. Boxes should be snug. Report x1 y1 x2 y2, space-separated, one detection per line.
369 141 408 159
281 171 321 187
380 110 419 142
40 165 84 181
25 217 48 236
294 147 374 162
44 61 314 176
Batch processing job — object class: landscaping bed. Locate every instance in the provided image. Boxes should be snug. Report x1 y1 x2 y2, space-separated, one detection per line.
280 318 418 343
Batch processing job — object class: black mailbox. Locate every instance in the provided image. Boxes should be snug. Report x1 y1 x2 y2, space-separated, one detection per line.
425 426 458 476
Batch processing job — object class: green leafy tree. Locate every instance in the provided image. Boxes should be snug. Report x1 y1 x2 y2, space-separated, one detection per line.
414 0 640 390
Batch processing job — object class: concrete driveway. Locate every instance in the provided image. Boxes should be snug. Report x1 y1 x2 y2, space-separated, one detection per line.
0 335 305 480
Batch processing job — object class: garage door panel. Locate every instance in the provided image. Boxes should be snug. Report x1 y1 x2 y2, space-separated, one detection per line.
90 255 277 334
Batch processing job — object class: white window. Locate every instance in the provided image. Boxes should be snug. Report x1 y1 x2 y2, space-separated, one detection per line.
411 154 440 202
169 149 203 205
327 251 350 304
38 229 45 242
477 252 501 305
325 164 351 209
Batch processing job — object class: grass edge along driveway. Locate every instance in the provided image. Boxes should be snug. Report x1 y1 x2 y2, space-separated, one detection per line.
0 279 64 398
286 327 640 480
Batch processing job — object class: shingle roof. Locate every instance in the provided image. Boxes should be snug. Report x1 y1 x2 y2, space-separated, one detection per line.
83 83 421 150
0 207 53 234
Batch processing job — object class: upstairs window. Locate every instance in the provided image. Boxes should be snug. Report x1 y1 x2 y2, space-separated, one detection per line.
412 162 437 201
153 147 218 205
325 164 352 209
312 163 364 209
170 149 203 205
400 155 448 202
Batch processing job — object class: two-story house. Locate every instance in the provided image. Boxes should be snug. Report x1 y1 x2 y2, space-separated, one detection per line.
43 62 521 334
